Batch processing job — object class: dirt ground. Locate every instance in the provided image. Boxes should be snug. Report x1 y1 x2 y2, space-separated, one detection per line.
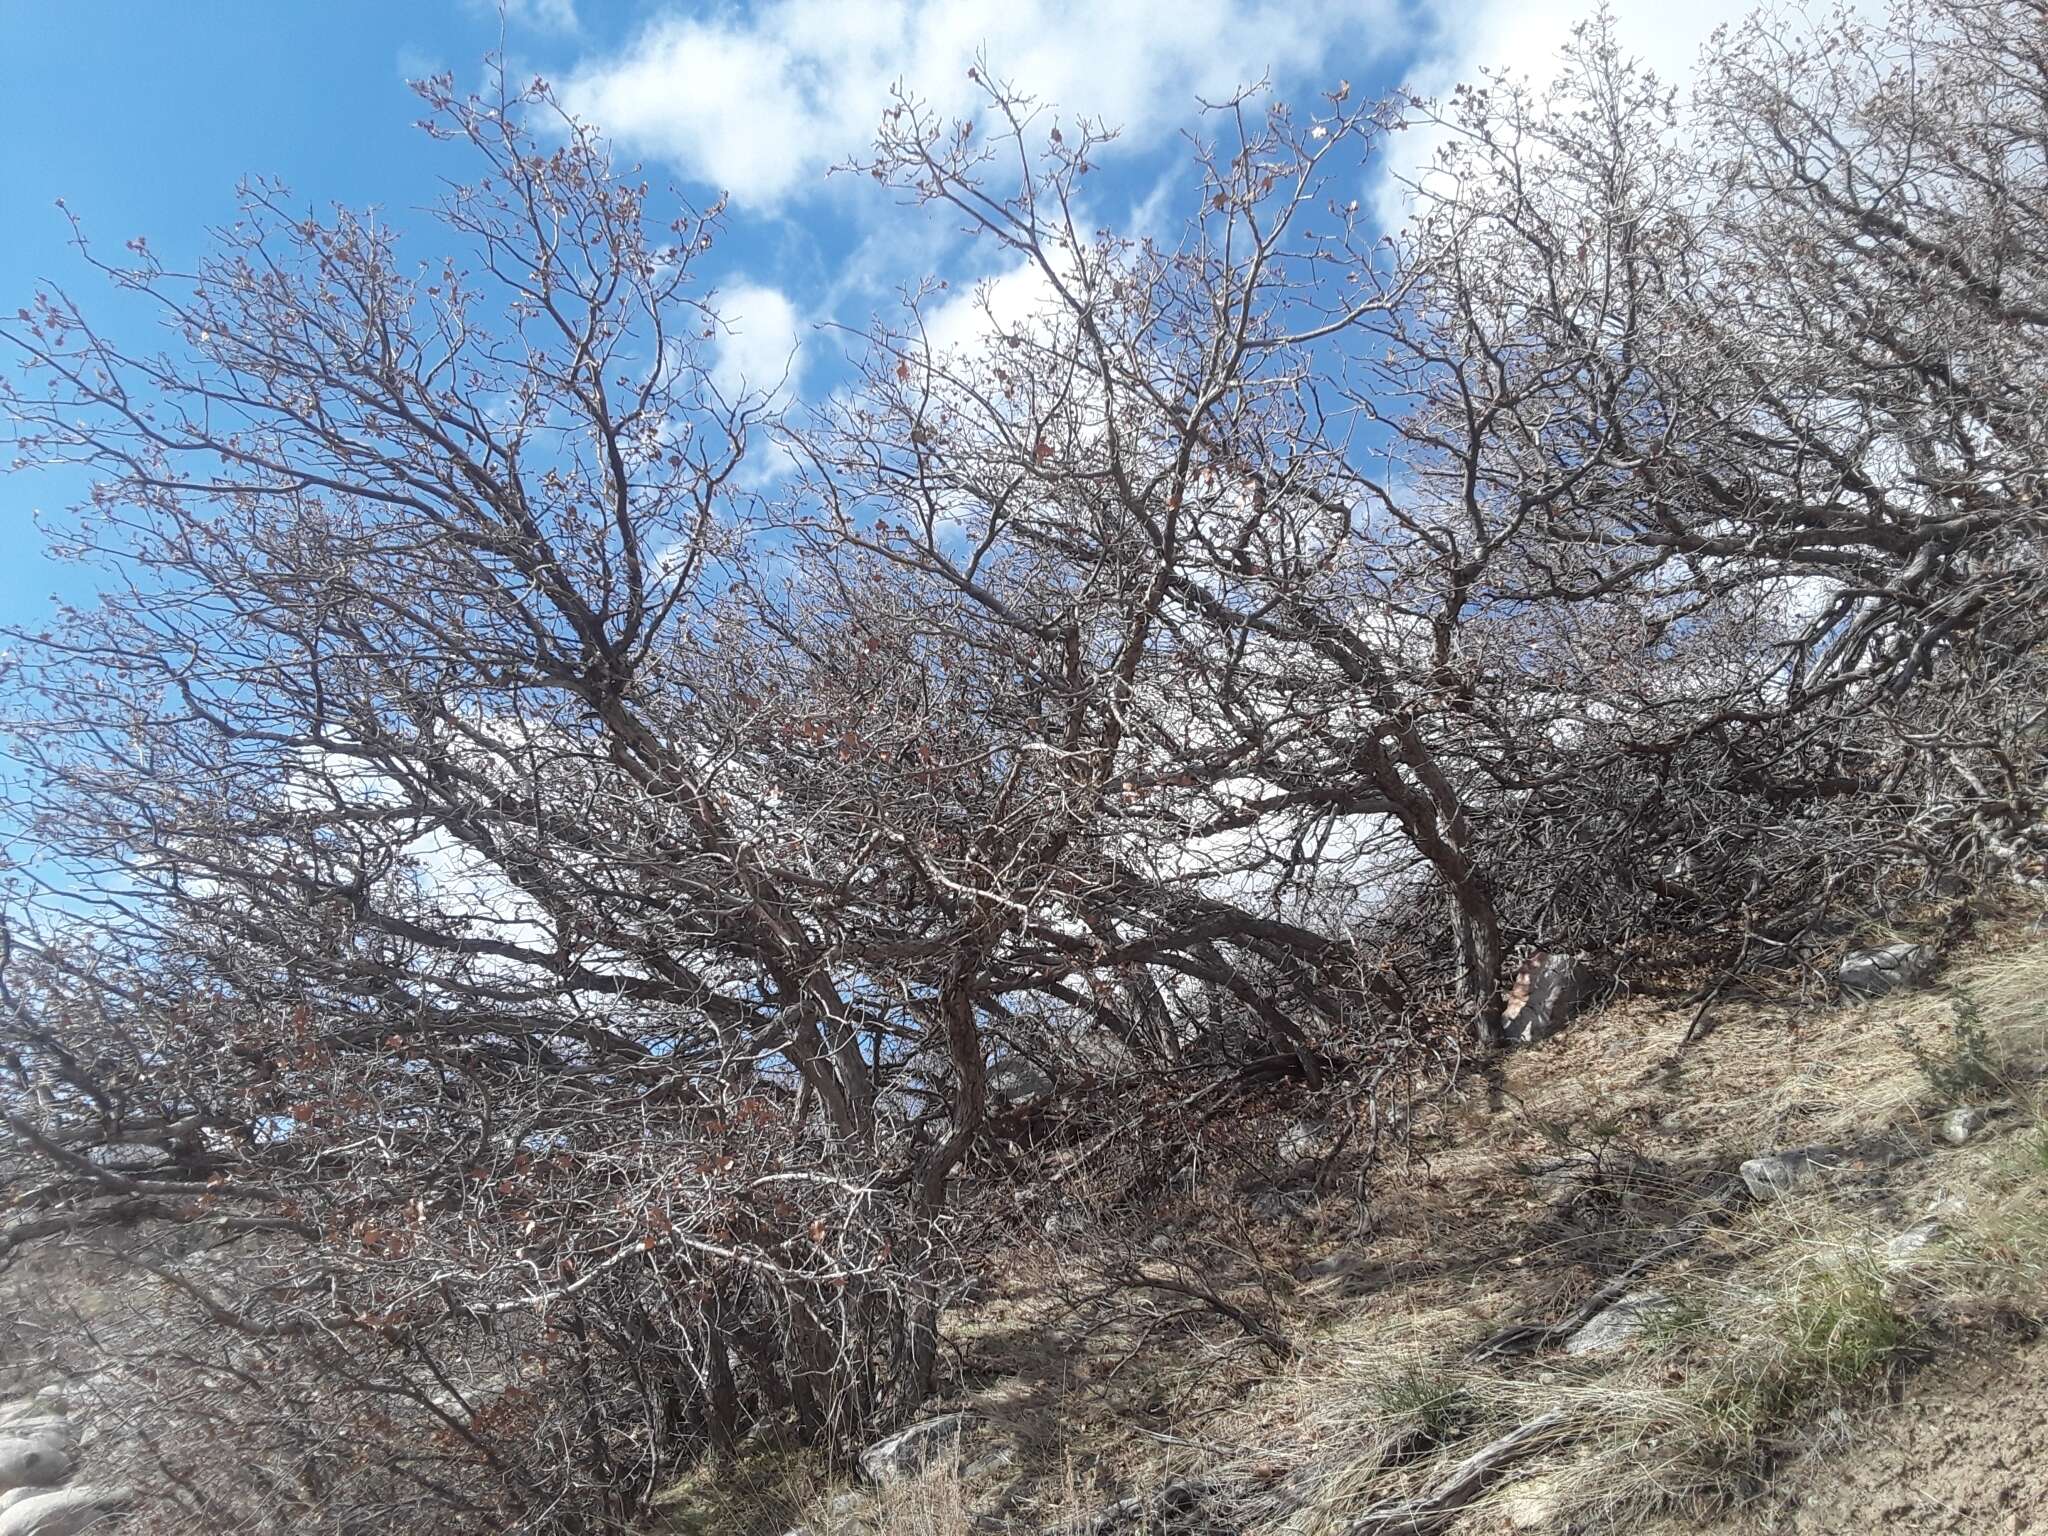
739 914 2048 1536
1709 1337 2048 1536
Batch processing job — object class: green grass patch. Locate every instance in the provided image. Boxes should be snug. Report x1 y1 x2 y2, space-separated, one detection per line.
1676 1259 1912 1482
1373 1363 1481 1444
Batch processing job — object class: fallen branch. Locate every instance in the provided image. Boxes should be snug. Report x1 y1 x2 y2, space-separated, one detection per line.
1467 1208 1720 1361
1342 1410 1569 1535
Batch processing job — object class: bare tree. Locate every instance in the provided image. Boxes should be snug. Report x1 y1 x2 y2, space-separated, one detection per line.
1 4 2043 1531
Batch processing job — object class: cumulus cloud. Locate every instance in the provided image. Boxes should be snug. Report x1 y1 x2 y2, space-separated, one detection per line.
709 282 807 404
563 0 1390 207
917 259 1060 359
1373 0 1879 228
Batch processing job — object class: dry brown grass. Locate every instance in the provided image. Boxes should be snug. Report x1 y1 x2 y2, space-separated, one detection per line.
692 908 2048 1536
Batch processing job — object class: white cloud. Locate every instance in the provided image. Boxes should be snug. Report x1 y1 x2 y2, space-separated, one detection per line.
709 282 807 404
1374 0 1879 228
918 260 1059 359
468 0 579 33
563 0 1390 207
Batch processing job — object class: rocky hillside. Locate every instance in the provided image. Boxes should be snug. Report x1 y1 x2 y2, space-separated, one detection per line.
675 913 2048 1536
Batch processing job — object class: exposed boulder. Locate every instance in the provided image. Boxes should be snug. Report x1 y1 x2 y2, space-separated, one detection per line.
0 1416 66 1450
859 1412 977 1485
1839 942 1937 1000
0 1432 75 1495
1502 955 1603 1044
1562 1290 1672 1355
1739 1147 1841 1200
0 1428 67 1469
0 1485 133 1536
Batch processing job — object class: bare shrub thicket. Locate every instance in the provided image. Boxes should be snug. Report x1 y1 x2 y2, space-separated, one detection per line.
0 2 2043 1528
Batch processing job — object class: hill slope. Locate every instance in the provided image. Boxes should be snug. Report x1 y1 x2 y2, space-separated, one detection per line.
700 912 2048 1536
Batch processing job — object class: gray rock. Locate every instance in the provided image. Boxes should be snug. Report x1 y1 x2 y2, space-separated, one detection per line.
0 1390 68 1433
1278 1119 1332 1164
0 1485 133 1536
0 1433 74 1494
1739 1147 1841 1200
0 1429 67 1463
1939 1106 1989 1145
1839 942 1937 1000
1562 1290 1671 1355
859 1412 977 1484
1502 954 1603 1044
988 1057 1054 1103
1042 1203 1088 1239
827 1490 870 1517
1884 1220 1947 1267
84 1143 172 1173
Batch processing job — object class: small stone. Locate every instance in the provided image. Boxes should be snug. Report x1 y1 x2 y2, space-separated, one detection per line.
1500 1470 1567 1529
1839 942 1937 1000
1884 1220 1946 1267
1739 1147 1840 1200
1938 1107 1989 1146
1562 1289 1671 1355
1278 1119 1332 1164
859 1413 977 1485
1042 1203 1087 1239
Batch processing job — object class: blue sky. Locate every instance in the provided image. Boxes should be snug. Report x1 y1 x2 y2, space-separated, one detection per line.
0 0 1759 632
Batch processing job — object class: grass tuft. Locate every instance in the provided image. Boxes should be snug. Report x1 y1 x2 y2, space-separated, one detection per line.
1894 987 2007 1101
1372 1362 1481 1444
